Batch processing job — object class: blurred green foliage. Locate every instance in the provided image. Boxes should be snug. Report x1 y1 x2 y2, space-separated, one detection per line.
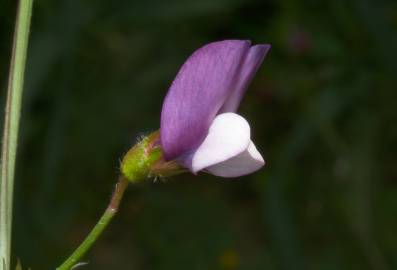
1 0 397 269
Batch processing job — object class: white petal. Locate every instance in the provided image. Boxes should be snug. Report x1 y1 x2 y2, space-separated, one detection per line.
207 141 265 177
190 113 250 173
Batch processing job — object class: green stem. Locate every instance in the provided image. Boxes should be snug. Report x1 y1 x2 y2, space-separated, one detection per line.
0 1 33 269
56 176 129 270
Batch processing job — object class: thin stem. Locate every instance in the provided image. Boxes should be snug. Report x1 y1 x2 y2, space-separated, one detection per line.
56 176 129 270
0 1 34 269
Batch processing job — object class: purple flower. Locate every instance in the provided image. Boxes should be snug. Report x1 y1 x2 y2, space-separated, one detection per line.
160 40 270 177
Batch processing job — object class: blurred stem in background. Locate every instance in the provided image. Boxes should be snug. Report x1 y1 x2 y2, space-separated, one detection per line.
0 0 34 269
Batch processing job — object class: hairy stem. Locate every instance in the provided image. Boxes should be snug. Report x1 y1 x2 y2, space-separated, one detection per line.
0 0 34 269
56 176 129 270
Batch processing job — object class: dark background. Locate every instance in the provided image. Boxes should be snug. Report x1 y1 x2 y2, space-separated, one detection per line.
1 0 397 269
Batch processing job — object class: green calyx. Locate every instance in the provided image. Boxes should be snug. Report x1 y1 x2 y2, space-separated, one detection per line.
120 131 162 182
120 131 184 183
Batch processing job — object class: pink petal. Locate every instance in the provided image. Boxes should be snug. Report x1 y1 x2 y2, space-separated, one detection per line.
207 141 265 177
181 113 251 173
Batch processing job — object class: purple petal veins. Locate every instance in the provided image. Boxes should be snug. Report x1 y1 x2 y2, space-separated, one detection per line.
160 40 270 163
220 44 270 113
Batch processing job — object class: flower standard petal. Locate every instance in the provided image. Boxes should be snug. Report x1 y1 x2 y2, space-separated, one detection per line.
206 141 265 177
220 44 271 113
160 40 251 160
180 113 251 173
